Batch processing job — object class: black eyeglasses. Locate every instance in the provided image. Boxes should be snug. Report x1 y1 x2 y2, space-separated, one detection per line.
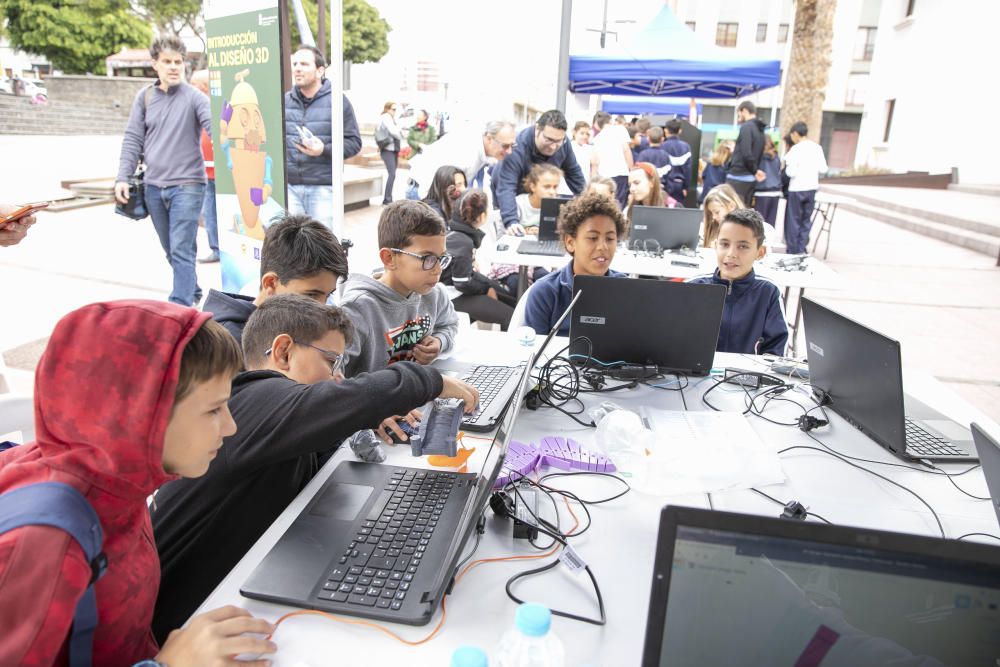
266 339 344 376
390 248 452 270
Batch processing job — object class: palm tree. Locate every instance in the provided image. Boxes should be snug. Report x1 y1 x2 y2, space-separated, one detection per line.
779 0 837 142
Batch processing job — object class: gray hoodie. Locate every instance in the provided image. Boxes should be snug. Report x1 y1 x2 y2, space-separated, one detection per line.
340 273 459 377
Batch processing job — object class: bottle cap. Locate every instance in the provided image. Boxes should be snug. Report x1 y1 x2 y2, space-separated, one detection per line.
516 325 536 347
451 645 489 667
514 602 551 637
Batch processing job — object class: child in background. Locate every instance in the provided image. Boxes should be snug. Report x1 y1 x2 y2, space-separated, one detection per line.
442 189 516 330
753 140 782 228
340 201 459 376
523 193 627 336
699 142 731 204
515 163 562 234
701 184 744 248
422 165 466 222
586 177 618 203
626 162 677 231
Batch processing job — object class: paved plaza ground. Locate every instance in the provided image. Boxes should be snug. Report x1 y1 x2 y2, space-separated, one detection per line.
2 135 998 425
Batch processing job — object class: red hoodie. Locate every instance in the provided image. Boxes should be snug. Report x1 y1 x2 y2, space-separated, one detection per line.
0 300 211 666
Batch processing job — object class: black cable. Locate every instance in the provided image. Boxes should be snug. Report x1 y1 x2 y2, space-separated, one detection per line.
534 471 632 505
529 338 597 427
802 431 982 479
942 474 992 501
955 532 1000 542
505 558 607 626
778 444 946 538
456 528 483 571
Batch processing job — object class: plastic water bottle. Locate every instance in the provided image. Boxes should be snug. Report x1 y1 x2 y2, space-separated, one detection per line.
451 645 489 667
494 603 565 667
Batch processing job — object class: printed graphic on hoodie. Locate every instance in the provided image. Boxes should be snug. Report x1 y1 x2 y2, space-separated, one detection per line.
384 315 431 364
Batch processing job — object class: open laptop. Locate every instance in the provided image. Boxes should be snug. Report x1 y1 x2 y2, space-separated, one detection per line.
801 298 977 462
456 290 582 432
569 276 725 376
641 505 1000 666
239 294 578 625
517 196 571 256
971 423 1000 527
628 206 702 251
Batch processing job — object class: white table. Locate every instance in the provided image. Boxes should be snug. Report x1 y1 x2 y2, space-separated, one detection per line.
194 331 998 667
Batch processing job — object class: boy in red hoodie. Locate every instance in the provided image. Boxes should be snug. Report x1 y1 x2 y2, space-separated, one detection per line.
0 300 276 666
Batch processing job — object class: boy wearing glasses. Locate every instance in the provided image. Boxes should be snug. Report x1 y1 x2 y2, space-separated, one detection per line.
340 200 460 376
687 208 788 356
150 294 478 640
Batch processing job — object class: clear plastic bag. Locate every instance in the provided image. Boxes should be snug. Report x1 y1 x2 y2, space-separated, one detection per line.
590 402 651 477
347 429 386 463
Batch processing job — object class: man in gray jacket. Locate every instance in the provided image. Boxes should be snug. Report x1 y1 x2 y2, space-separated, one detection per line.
115 36 211 306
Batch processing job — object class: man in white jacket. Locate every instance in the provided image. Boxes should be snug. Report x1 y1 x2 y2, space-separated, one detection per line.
783 121 829 254
406 120 516 200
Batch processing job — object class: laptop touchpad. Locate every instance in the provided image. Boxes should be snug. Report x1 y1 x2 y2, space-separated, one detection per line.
924 420 971 442
309 483 373 521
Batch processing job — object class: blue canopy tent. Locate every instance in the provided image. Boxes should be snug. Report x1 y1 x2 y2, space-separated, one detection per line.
601 96 702 117
569 6 781 99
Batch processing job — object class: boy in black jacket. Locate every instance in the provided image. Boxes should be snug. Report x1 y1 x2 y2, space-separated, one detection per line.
150 294 478 642
203 213 349 343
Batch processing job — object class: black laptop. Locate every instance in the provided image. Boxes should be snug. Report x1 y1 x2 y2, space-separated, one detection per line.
972 423 1000 527
801 298 977 462
628 206 702 251
239 295 577 624
569 275 725 376
642 506 1000 667
518 196 571 256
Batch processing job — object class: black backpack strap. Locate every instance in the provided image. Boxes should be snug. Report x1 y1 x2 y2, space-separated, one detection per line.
0 482 107 667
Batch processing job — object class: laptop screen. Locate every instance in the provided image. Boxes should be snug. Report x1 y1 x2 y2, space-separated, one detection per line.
801 298 907 455
538 197 572 242
628 206 702 250
644 508 1000 666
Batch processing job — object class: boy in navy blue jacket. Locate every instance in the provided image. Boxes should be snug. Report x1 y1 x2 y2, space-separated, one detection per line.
688 208 788 356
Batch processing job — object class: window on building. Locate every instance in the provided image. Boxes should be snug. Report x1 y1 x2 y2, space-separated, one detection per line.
756 23 768 42
777 23 789 43
685 21 696 32
845 73 868 106
854 27 877 61
716 22 739 47
883 99 896 142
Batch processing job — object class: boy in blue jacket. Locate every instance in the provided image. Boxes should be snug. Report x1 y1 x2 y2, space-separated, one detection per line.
688 208 788 356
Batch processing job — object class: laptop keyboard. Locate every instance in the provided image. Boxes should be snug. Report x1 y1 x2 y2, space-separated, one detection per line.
318 469 460 610
517 239 564 256
905 418 968 458
461 365 520 428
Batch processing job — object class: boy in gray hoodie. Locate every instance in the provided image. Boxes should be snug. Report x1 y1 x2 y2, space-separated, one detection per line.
341 200 459 377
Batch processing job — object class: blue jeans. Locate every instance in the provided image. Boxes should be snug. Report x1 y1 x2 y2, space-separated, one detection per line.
146 183 205 306
202 179 218 253
287 184 335 231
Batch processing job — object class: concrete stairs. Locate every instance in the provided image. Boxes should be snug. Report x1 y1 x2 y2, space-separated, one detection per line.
0 93 131 135
820 184 1000 260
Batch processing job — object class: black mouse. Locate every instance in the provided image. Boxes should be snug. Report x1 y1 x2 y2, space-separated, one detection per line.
497 241 509 251
388 419 417 444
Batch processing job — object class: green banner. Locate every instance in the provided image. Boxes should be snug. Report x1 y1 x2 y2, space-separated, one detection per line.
205 0 285 295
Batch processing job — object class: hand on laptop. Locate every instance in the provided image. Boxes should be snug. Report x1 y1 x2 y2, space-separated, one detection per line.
440 375 480 413
154 605 276 666
412 335 442 365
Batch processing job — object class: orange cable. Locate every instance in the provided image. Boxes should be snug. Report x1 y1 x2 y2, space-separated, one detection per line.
268 596 448 646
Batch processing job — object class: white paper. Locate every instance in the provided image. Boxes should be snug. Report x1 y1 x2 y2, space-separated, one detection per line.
627 408 786 496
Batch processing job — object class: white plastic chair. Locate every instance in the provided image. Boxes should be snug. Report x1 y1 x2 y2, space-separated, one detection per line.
508 282 538 332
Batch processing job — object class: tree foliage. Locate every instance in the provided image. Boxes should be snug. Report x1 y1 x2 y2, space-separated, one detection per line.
288 0 391 64
135 0 205 66
0 0 151 74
